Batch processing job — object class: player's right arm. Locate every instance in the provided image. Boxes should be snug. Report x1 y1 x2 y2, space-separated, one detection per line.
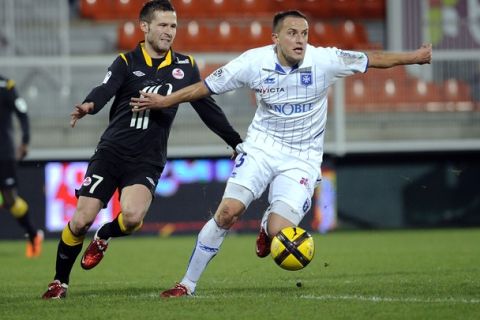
70 55 128 127
130 50 252 112
130 80 211 112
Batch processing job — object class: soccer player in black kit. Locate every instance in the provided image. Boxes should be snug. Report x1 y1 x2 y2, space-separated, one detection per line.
42 0 242 299
0 74 43 258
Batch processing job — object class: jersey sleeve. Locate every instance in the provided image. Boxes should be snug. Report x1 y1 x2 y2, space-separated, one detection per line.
204 52 251 94
320 47 368 81
84 55 128 114
188 55 202 82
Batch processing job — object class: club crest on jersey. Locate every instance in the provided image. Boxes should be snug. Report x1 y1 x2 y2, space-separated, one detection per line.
300 72 312 87
172 68 184 79
82 177 92 187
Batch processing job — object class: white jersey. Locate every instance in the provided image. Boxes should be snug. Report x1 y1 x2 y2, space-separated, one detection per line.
205 44 368 169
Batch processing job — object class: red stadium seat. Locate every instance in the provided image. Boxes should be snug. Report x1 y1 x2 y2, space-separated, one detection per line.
245 21 273 48
442 79 474 111
361 0 386 19
117 21 143 50
279 0 333 19
215 21 245 51
331 0 362 19
337 20 368 50
240 0 275 17
80 0 116 20
174 21 215 52
172 0 210 19
408 79 444 112
309 22 339 48
209 0 240 17
115 0 145 20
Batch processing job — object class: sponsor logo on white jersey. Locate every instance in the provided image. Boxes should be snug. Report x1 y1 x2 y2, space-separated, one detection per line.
255 87 285 94
133 70 146 77
172 68 184 79
212 68 223 77
265 102 314 115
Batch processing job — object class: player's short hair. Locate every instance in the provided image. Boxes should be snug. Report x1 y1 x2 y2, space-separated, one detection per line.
272 10 308 33
139 0 175 23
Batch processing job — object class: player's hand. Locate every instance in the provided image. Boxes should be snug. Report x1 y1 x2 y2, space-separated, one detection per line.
16 143 28 160
415 43 432 65
130 91 168 112
70 102 94 128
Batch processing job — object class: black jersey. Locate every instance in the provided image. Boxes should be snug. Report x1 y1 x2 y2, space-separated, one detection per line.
0 75 30 161
84 42 242 167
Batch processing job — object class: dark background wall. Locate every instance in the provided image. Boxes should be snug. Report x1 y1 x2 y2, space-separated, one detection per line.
1 151 479 239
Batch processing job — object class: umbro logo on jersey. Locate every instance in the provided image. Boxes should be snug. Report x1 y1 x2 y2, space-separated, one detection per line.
133 71 146 77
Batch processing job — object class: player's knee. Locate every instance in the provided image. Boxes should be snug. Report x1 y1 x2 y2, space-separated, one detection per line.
267 201 298 236
215 200 244 229
9 197 28 218
69 209 95 235
69 218 92 235
118 212 143 234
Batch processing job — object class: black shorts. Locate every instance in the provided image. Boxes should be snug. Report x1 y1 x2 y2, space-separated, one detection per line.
76 149 163 208
0 160 17 189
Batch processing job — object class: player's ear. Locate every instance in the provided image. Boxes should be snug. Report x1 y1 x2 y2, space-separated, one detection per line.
140 21 149 34
272 33 279 45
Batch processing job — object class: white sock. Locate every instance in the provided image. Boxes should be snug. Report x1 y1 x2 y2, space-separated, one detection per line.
181 218 228 293
260 209 270 236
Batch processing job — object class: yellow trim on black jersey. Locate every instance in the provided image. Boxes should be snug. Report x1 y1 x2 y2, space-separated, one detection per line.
119 53 128 65
188 55 195 67
158 50 172 70
140 42 173 69
6 79 15 90
140 42 153 66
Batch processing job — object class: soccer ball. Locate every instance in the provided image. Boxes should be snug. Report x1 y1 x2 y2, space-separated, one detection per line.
270 226 315 271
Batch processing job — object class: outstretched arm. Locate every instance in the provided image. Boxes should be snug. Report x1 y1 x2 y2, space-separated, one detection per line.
130 81 211 112
367 44 432 68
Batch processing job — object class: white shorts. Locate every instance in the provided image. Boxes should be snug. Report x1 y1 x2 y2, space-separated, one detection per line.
224 141 321 221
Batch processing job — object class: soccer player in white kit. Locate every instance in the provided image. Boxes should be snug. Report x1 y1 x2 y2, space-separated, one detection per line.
130 10 432 297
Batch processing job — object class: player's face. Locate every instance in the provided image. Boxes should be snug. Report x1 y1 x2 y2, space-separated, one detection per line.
142 10 177 56
273 17 308 67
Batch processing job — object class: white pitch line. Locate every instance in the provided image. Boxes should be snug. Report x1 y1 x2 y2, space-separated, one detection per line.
300 294 480 305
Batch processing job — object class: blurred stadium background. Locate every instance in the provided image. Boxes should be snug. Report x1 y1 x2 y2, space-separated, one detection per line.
0 0 479 239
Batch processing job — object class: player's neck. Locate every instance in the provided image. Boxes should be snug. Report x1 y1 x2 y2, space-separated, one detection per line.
144 42 167 59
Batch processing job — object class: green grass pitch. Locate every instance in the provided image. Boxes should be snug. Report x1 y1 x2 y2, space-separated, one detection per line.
0 228 479 320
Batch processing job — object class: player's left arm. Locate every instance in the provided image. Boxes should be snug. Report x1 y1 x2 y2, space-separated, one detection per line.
367 43 432 68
